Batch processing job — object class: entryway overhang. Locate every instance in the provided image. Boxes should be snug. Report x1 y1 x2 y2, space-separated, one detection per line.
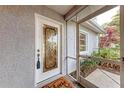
44 5 122 88
46 5 117 23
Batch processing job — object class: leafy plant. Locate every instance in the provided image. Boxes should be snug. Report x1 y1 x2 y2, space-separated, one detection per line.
91 47 120 61
80 58 97 70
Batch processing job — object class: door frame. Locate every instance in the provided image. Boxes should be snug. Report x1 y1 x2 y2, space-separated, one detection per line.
34 13 64 86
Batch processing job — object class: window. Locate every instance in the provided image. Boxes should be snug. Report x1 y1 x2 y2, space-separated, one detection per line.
80 32 88 52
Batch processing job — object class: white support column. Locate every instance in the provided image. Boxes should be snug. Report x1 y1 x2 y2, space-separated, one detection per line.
120 6 124 88
76 23 80 81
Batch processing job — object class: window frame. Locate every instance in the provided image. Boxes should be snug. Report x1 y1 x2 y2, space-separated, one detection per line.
79 30 89 55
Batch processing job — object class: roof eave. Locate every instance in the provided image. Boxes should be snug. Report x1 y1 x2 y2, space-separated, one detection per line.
88 20 106 34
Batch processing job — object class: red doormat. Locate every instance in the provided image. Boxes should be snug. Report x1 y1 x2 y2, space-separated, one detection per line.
42 77 73 88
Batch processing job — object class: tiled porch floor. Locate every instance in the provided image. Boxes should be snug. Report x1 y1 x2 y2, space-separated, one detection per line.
39 68 120 88
64 75 84 88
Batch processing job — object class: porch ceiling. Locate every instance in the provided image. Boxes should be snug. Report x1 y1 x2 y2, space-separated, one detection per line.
46 5 116 22
45 5 74 15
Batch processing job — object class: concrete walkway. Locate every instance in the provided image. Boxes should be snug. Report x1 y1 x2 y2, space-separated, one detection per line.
85 68 120 88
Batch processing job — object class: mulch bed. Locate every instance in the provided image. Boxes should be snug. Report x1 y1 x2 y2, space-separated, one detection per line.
70 66 97 78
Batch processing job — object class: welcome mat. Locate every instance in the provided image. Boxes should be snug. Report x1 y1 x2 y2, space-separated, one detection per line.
42 77 73 88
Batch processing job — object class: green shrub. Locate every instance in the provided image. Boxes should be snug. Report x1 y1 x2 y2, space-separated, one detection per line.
80 58 97 70
91 47 120 61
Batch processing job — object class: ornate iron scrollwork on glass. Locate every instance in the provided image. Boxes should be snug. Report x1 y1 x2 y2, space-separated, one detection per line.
43 24 58 72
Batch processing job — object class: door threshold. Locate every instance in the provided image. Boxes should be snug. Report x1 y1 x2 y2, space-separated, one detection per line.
35 74 64 88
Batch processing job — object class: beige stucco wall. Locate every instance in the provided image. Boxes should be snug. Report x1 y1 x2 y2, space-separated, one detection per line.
0 6 65 88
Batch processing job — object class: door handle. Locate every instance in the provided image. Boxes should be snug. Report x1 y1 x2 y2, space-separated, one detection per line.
37 49 40 69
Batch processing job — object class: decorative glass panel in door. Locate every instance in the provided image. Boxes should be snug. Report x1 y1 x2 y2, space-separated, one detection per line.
43 24 58 72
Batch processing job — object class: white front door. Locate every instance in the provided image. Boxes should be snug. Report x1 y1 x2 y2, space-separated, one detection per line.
35 14 62 84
